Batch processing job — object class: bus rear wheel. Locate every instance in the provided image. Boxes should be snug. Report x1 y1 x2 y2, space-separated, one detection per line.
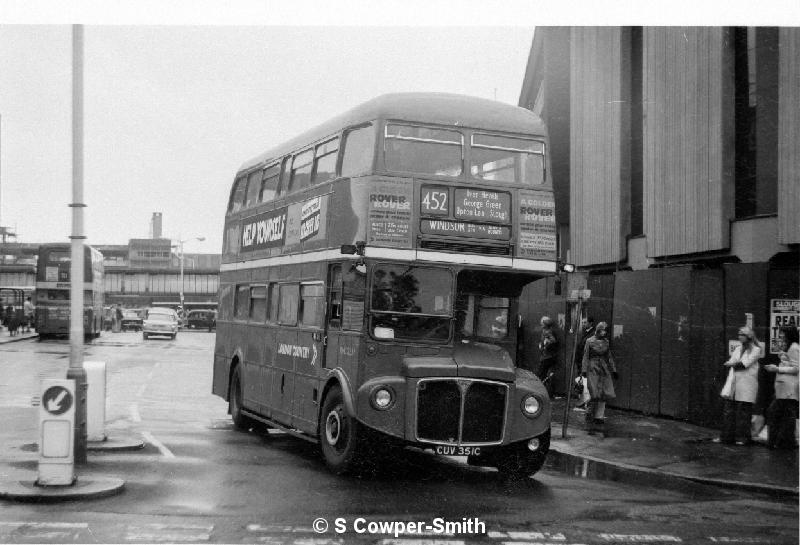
229 365 251 431
319 386 361 474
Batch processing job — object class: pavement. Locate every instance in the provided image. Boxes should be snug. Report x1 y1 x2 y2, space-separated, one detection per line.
0 329 38 344
549 397 798 498
1 329 797 500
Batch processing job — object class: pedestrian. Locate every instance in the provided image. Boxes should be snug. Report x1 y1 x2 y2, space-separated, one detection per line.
5 304 18 336
581 321 618 434
113 304 123 333
573 316 596 410
537 316 559 397
764 327 799 449
23 296 34 333
716 326 762 445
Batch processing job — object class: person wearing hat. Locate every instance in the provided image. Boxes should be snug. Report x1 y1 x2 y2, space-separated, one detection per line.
717 326 763 445
581 321 618 434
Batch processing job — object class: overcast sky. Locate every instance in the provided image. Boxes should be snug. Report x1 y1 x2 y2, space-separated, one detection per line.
0 24 535 253
1 1 797 254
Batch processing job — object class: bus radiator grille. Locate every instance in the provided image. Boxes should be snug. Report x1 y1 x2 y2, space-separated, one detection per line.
416 381 461 442
462 382 505 443
416 380 507 444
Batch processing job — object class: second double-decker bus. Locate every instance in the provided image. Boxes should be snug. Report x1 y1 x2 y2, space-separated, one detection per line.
36 243 105 339
213 93 558 477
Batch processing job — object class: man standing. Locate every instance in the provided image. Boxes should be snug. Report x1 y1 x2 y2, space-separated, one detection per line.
23 296 34 333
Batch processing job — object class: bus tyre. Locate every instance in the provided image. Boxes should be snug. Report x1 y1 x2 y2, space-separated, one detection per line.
319 386 361 474
229 365 251 431
495 428 550 482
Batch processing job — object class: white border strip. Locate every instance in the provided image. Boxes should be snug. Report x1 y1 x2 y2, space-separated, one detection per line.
220 248 555 273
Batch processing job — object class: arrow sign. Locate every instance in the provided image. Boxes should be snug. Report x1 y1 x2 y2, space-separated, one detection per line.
43 386 73 416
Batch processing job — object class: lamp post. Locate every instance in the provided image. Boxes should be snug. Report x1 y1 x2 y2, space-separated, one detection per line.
175 236 205 314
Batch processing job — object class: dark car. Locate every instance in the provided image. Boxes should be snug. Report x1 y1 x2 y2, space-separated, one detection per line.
187 309 216 330
121 308 144 331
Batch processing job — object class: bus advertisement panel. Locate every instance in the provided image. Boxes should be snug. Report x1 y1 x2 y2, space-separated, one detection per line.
214 93 556 478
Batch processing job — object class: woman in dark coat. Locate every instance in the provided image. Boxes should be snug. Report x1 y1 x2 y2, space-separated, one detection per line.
581 321 618 433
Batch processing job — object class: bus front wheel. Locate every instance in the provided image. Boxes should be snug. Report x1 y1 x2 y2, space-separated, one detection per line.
319 386 361 474
495 428 550 481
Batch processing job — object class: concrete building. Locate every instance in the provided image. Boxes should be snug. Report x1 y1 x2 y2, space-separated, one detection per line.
518 27 799 427
0 240 220 311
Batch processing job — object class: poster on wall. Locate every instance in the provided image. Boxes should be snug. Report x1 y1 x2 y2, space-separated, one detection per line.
518 189 557 260
770 299 800 354
367 178 413 248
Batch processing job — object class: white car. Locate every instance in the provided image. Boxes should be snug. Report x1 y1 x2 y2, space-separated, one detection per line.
142 307 180 340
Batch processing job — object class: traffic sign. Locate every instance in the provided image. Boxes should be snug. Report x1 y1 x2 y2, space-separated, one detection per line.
42 385 73 416
38 379 76 486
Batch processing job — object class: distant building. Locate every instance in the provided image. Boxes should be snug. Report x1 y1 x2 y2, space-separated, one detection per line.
519 27 799 427
0 240 220 310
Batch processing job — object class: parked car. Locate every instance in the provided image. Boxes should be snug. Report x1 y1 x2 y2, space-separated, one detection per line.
186 309 216 330
142 307 180 340
121 308 144 331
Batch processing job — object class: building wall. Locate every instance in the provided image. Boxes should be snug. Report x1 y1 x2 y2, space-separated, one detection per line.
778 28 800 244
569 27 630 266
642 27 735 258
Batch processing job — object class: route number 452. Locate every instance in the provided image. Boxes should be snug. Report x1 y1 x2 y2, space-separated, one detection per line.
422 190 448 213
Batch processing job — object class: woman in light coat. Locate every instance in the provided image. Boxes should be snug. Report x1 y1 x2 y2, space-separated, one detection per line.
581 321 618 434
718 326 762 445
765 327 799 449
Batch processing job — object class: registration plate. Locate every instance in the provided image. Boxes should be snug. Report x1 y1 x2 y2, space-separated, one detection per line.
434 445 481 456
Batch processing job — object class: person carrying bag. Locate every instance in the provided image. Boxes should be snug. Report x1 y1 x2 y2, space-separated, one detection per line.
716 326 762 445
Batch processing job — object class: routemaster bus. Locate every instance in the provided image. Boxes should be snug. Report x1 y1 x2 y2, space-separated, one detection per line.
213 93 558 477
36 243 104 339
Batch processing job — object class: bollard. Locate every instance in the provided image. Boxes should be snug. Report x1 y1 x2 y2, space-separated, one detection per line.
38 379 76 486
84 361 107 442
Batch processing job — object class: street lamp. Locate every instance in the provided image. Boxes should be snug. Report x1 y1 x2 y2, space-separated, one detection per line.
174 236 205 314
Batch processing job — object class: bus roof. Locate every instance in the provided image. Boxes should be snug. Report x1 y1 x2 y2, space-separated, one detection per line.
239 92 547 174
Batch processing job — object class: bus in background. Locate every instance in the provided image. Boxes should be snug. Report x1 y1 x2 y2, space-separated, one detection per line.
36 243 104 340
213 93 558 478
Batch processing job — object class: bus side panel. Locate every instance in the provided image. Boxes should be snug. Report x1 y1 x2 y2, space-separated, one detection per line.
293 328 322 435
244 323 266 414
271 328 297 427
256 324 277 418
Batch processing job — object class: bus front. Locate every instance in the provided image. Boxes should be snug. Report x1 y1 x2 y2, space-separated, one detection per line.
340 113 556 478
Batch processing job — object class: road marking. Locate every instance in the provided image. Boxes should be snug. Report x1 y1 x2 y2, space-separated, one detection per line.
599 535 681 542
124 523 212 542
490 532 566 540
0 522 89 541
141 431 176 458
129 403 141 422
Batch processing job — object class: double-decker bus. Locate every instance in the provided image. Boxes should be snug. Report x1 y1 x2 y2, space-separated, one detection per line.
36 243 104 339
213 93 558 477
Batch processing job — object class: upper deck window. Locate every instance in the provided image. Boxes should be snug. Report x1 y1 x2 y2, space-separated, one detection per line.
470 134 545 185
384 124 463 177
228 176 247 213
289 149 314 193
259 163 281 203
341 124 376 178
311 138 339 185
244 169 262 208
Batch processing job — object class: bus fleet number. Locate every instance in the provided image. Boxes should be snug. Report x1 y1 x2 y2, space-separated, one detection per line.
422 190 448 213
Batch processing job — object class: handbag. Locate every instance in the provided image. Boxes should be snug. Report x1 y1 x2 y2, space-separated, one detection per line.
720 367 735 399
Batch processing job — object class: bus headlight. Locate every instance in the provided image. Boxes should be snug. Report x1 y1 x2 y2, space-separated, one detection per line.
521 394 542 418
371 387 394 410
